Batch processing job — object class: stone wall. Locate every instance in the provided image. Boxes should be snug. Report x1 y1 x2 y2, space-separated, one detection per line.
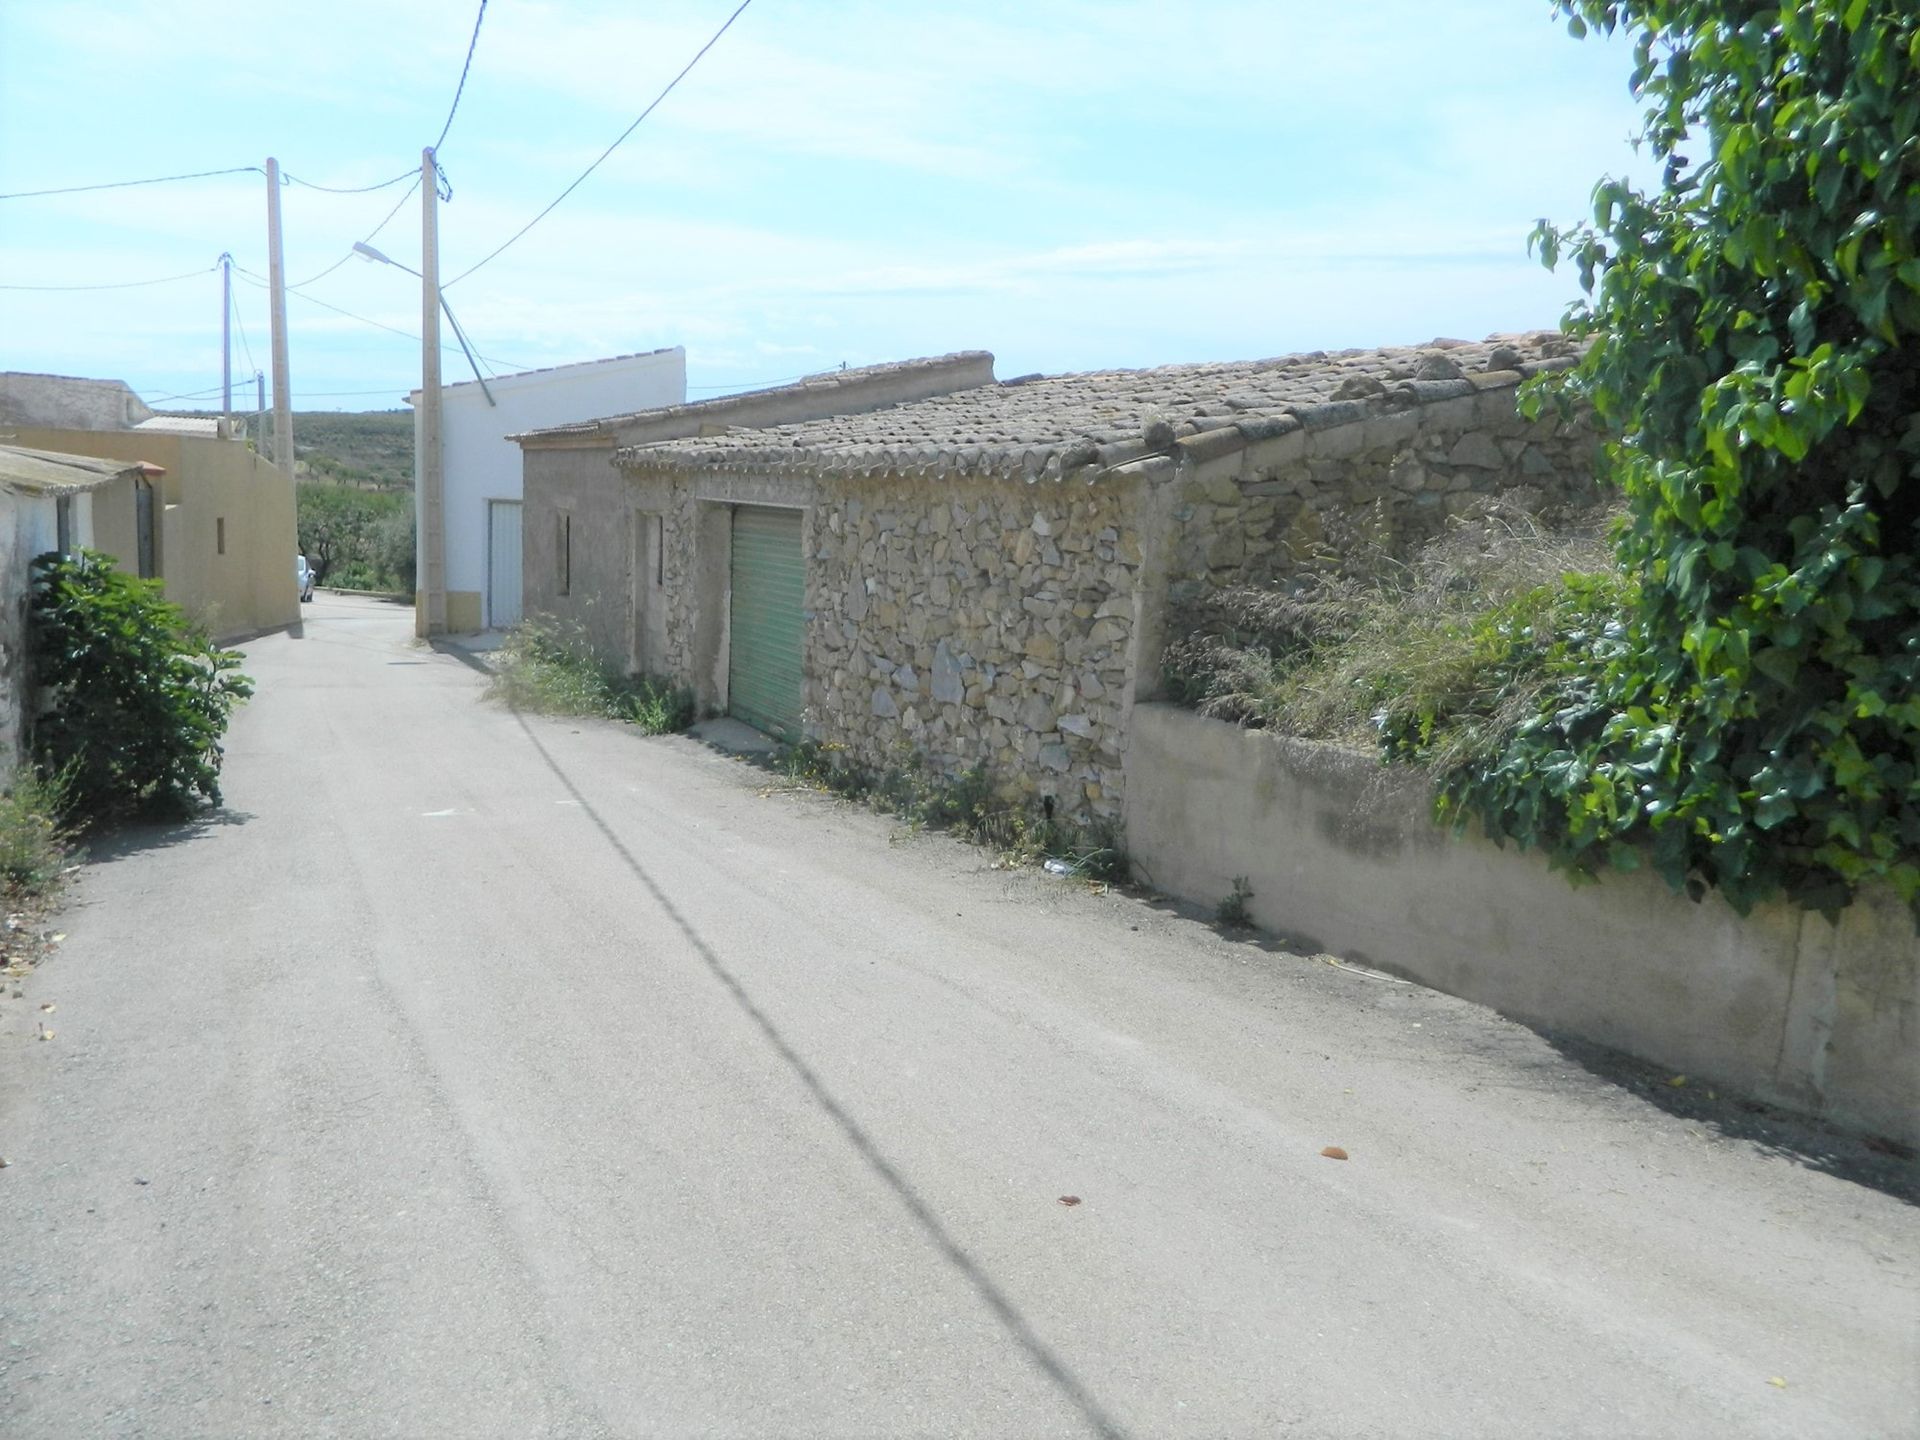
609 467 1146 823
804 473 1145 822
1163 369 1603 604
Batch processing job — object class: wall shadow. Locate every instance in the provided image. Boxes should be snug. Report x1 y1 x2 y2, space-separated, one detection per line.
1536 1028 1919 1204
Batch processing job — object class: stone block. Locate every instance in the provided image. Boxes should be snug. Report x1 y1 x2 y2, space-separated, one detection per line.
1447 432 1505 470
871 687 899 719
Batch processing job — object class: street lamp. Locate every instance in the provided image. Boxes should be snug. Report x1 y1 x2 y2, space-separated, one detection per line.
353 242 496 406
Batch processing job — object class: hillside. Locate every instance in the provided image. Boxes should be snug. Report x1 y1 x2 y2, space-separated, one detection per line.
151 408 416 490
293 410 414 490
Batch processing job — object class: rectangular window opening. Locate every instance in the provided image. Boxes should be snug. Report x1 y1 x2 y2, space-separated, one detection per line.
654 514 664 588
558 513 572 597
55 496 73 555
216 516 227 555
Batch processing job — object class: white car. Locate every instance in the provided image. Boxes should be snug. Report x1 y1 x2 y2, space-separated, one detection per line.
297 554 315 602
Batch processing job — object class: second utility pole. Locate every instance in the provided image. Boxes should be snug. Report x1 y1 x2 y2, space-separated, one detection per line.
220 252 233 434
264 160 295 480
417 146 446 638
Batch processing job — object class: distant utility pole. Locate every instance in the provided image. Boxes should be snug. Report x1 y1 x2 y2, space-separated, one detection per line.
264 159 295 481
418 146 447 637
220 253 233 433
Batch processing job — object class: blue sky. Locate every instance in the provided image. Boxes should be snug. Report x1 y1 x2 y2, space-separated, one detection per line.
0 1 1652 412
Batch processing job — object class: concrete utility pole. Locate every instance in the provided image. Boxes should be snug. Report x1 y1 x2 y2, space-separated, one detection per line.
255 371 266 450
264 159 295 480
220 252 233 433
418 146 446 637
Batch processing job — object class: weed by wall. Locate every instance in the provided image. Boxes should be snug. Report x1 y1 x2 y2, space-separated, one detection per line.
777 737 1128 882
489 615 695 736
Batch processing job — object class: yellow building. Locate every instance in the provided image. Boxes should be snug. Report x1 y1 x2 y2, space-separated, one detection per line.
1 424 298 641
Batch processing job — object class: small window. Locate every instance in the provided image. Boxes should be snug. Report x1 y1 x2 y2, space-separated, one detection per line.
55 495 73 555
557 513 572 597
216 516 227 555
654 514 665 588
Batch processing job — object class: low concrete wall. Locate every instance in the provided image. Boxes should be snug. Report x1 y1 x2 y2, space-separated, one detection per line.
1124 703 1920 1144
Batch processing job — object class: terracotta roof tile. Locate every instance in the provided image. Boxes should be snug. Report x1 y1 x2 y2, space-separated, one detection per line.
614 334 1575 482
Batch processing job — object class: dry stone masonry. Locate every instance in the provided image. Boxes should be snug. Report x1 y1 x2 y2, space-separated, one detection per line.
538 334 1602 824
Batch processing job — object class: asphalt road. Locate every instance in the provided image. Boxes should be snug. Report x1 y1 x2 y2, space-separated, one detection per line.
2 590 1916 1439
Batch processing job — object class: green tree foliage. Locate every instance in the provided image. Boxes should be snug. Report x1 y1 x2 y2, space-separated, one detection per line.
1449 1 1919 912
297 481 413 591
29 551 253 822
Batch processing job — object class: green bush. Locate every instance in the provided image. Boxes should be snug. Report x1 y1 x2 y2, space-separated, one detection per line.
489 616 694 735
29 550 253 822
1483 0 1920 913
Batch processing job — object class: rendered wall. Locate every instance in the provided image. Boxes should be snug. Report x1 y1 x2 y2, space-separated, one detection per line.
1123 702 1920 1145
0 487 96 781
7 427 298 639
421 349 686 631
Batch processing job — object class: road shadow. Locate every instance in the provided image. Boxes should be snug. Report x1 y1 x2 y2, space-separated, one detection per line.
510 708 1130 1440
78 809 256 868
430 641 495 677
1125 880 1920 1205
1536 1028 1920 1204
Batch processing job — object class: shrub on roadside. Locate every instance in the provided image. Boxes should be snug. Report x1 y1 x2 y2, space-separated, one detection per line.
489 616 694 735
0 767 71 903
29 550 253 823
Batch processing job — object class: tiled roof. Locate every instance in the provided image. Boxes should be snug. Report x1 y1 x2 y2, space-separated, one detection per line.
613 334 1576 482
135 415 224 437
521 352 994 441
0 445 147 495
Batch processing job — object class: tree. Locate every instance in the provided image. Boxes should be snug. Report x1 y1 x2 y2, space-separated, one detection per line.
297 481 412 590
1458 1 1919 912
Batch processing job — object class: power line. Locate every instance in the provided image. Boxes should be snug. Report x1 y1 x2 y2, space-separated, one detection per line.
444 0 753 288
146 382 235 405
0 165 262 201
361 175 422 249
234 263 531 371
0 262 220 292
687 371 810 392
230 281 259 376
435 0 490 153
288 174 423 291
281 167 418 195
296 387 419 399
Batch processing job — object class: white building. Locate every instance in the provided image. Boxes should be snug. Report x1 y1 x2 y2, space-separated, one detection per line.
411 348 685 633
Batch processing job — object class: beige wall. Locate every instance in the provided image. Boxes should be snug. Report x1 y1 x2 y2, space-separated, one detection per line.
1123 703 1920 1145
6 427 298 640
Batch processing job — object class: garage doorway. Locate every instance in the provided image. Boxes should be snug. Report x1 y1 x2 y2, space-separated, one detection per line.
727 505 804 737
487 500 522 629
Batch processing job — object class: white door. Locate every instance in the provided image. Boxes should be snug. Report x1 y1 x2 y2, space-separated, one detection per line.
487 500 522 629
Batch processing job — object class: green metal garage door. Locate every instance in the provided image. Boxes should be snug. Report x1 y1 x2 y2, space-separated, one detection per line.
728 505 805 737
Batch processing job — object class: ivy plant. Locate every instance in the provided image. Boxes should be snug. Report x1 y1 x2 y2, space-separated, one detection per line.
1440 0 1918 914
29 550 254 823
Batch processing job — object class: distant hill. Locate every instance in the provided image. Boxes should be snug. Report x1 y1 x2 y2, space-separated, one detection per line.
294 410 413 490
149 407 415 490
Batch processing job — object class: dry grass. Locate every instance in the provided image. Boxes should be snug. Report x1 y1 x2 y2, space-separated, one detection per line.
1164 500 1623 773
